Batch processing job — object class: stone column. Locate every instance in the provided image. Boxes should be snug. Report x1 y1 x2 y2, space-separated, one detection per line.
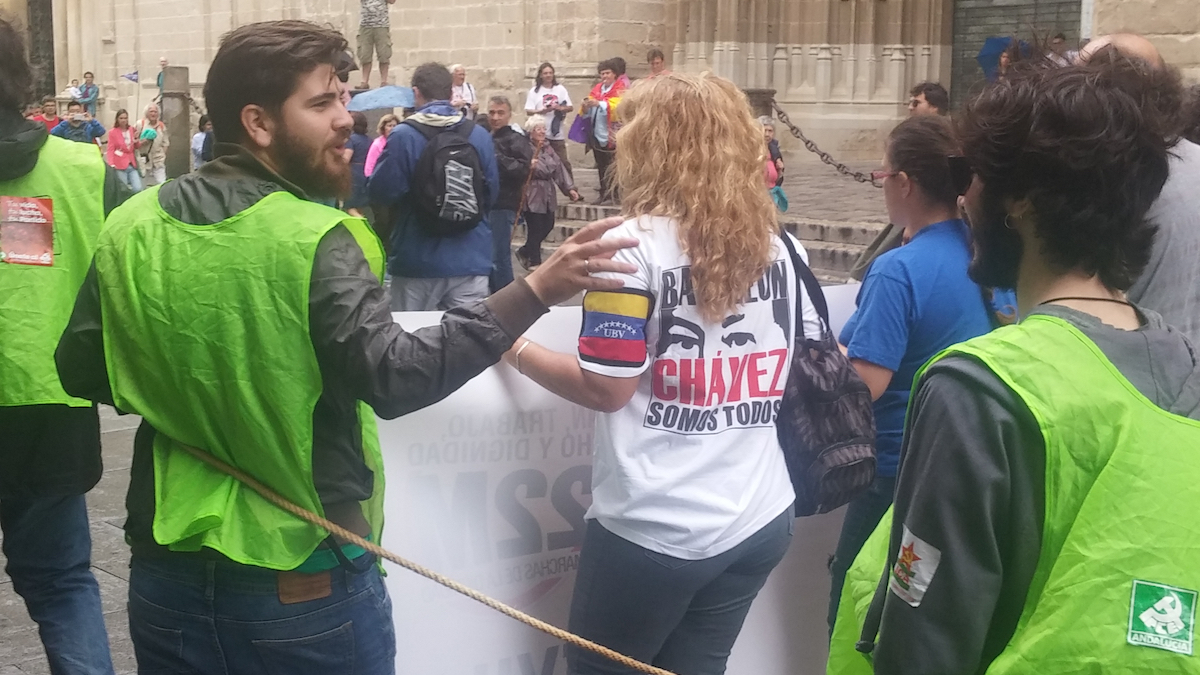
162 66 191 179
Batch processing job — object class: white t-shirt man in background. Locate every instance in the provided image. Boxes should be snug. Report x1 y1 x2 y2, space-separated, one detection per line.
525 62 574 177
450 64 478 120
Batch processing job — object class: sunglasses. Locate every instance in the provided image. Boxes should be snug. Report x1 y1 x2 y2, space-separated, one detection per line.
870 169 898 182
947 155 973 196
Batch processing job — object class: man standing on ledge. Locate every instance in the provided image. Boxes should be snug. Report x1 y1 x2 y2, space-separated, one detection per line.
55 20 637 675
357 0 394 88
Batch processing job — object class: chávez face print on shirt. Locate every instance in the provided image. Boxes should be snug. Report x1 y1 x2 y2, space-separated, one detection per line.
648 262 792 435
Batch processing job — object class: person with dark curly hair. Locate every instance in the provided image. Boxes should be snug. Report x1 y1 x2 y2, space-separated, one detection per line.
829 53 1200 675
1077 34 1200 345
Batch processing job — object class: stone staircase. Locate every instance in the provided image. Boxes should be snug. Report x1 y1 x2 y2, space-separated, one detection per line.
511 203 883 285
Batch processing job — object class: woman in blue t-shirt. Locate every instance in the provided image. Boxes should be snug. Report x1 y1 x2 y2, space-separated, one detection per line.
827 115 1013 634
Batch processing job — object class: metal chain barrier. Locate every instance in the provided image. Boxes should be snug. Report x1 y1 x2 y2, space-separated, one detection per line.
771 100 882 189
178 443 678 675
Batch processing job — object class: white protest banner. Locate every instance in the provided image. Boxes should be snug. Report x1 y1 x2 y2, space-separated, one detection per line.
379 283 861 674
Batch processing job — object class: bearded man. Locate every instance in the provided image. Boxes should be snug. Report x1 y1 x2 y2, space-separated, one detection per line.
54 20 639 675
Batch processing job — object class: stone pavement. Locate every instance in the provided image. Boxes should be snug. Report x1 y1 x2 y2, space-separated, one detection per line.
566 155 887 224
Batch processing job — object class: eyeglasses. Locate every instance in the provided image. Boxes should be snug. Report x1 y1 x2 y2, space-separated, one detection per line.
870 169 899 182
947 155 974 196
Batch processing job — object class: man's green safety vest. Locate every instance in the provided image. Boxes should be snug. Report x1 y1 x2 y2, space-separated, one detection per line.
829 314 1200 673
0 136 106 407
95 187 387 571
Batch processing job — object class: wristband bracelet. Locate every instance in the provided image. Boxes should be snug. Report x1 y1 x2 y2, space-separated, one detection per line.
515 339 533 374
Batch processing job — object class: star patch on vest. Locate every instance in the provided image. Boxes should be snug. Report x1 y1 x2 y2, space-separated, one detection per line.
1128 579 1197 655
889 525 942 607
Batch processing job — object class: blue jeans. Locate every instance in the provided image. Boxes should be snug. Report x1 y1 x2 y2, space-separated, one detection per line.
128 555 396 675
0 494 115 675
827 473 897 635
114 164 143 193
567 509 793 674
489 209 516 292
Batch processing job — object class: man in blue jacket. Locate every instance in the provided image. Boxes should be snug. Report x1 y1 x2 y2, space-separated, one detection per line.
369 62 500 311
51 101 106 145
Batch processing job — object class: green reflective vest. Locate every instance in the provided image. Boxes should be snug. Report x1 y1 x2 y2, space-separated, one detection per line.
830 314 1200 673
95 187 386 570
0 137 106 407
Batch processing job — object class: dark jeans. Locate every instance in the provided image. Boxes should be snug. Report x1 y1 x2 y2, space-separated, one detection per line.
489 208 516 291
128 554 396 675
520 211 555 265
0 494 115 675
827 473 897 635
567 509 793 675
593 146 616 202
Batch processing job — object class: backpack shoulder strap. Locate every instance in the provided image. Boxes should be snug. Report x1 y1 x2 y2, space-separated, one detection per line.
779 232 831 329
402 119 441 142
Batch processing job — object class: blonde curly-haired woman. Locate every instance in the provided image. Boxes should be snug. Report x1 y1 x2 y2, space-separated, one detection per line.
506 72 822 674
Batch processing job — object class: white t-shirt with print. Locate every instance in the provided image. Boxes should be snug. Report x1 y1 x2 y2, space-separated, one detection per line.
524 85 573 141
577 216 823 560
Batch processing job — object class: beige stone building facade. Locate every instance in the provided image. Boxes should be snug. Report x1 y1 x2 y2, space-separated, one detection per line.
15 0 1200 157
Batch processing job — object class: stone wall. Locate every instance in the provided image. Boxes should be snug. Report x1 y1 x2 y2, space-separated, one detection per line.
47 0 675 135
1094 0 1200 82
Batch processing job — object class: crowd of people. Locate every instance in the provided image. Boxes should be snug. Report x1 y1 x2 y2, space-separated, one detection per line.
2 7 1200 675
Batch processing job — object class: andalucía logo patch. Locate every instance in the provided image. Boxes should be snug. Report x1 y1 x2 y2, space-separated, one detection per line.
1127 579 1196 656
888 525 941 608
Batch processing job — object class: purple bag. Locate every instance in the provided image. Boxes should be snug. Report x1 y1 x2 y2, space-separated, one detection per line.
568 114 590 144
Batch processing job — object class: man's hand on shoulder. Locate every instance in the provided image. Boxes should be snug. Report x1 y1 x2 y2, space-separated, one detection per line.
524 217 639 306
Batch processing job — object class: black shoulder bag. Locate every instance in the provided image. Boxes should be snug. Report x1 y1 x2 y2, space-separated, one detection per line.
777 234 877 516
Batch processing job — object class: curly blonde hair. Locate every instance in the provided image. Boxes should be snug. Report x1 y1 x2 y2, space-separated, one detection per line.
616 72 777 324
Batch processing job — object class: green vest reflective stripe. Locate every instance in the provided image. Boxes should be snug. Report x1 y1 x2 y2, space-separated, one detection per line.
0 137 106 407
95 187 386 570
829 315 1200 672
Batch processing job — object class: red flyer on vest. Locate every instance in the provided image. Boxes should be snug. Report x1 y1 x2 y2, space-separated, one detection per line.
0 196 54 266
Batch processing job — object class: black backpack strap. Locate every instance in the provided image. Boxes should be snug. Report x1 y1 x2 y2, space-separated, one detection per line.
779 232 831 329
404 117 475 141
401 118 440 141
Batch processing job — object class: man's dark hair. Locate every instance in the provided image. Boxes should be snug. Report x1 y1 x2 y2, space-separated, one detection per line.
888 115 960 210
203 20 348 144
597 58 617 75
647 48 665 63
1086 43 1187 137
350 111 368 135
40 94 54 105
411 62 453 102
533 62 557 91
909 81 949 113
959 57 1172 290
0 18 33 114
1052 32 1066 41
612 57 627 76
83 71 93 78
66 100 82 111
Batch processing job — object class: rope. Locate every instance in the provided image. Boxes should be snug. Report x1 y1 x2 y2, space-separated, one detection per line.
178 443 677 675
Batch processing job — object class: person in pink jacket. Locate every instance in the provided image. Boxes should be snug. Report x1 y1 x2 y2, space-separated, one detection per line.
105 109 143 192
364 113 399 177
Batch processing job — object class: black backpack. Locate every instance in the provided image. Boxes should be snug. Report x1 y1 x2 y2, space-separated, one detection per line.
777 234 877 516
404 119 487 237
